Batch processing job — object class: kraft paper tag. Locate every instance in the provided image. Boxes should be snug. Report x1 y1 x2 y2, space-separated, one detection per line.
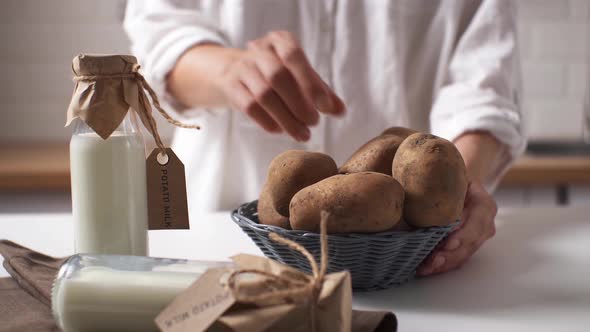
147 148 190 230
156 267 235 332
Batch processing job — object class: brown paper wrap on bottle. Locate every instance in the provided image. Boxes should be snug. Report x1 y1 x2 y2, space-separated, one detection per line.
156 214 397 332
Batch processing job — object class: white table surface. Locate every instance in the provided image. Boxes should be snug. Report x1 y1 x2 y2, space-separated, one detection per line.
1 206 589 332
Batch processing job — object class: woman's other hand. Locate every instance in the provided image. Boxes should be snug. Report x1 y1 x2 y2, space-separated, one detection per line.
416 180 497 276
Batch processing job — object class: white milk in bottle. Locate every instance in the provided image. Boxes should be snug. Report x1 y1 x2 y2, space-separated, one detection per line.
70 118 148 255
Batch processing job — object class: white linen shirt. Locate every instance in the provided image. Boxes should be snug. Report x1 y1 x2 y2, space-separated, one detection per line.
124 0 526 213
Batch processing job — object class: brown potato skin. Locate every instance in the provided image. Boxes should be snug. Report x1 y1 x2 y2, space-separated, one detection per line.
289 172 404 233
339 135 405 176
380 126 418 138
257 186 290 228
392 133 468 227
264 150 338 218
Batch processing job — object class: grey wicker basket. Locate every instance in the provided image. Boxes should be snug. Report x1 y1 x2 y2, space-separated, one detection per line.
231 200 456 291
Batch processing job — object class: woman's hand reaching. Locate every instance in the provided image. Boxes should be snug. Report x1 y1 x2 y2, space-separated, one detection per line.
217 31 345 141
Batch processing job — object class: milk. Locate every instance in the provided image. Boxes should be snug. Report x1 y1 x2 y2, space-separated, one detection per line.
70 132 148 255
53 266 199 332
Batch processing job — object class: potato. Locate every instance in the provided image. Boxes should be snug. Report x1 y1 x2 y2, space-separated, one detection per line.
392 133 468 227
380 126 418 138
289 172 404 233
339 127 418 176
263 150 338 219
257 186 290 228
339 135 405 176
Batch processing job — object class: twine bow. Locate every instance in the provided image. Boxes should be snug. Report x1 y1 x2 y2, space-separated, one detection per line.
73 63 199 156
227 212 330 332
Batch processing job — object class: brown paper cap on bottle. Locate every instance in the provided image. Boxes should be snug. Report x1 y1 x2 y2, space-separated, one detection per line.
66 54 141 139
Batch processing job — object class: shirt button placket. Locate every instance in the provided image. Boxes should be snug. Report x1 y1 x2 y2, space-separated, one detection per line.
309 0 335 153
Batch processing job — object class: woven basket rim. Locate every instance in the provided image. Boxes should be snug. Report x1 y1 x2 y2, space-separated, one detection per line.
232 200 459 239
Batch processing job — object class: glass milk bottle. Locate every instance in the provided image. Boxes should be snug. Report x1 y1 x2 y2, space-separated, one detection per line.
52 254 232 332
69 115 148 255
67 54 149 256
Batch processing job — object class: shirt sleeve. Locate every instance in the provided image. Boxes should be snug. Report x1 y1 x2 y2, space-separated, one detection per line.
123 0 229 112
429 0 526 190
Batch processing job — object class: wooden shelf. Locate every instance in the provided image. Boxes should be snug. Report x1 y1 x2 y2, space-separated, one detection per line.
0 144 70 191
1 145 590 191
499 155 590 187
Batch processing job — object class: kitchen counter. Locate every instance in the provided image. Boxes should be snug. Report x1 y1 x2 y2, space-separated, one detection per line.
1 206 589 332
2 145 590 190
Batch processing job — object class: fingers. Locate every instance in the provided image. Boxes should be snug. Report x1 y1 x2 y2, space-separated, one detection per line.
417 243 481 276
224 79 282 134
264 31 345 116
247 40 320 126
238 60 310 141
417 181 497 277
417 219 493 276
221 31 345 141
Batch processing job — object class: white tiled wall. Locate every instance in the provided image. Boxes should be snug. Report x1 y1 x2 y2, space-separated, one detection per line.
517 0 590 141
0 0 130 142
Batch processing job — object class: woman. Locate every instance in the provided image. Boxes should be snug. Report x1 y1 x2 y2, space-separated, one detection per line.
124 0 525 276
